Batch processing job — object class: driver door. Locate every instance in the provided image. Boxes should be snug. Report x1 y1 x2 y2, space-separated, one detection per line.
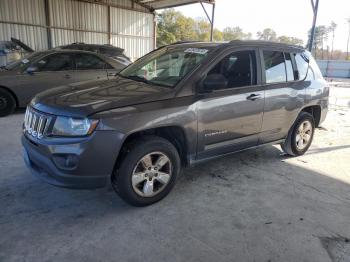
14 52 76 105
196 49 265 160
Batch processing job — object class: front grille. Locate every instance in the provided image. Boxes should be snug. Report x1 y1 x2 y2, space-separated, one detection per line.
24 107 53 139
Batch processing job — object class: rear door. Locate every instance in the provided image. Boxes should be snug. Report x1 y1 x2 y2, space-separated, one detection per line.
259 49 304 144
196 48 265 160
73 53 110 83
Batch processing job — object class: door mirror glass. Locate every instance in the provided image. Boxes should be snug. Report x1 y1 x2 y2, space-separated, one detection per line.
200 73 228 92
26 66 38 74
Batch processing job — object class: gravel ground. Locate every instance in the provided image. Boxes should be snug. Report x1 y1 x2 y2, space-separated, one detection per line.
0 84 350 262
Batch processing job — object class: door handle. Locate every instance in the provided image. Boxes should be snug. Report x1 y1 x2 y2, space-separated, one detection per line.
246 94 261 101
107 72 116 77
64 74 71 79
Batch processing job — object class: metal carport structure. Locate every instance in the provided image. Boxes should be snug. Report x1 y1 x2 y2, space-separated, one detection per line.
0 0 216 61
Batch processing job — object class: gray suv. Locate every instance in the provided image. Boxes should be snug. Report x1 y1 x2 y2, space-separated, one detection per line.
22 41 329 206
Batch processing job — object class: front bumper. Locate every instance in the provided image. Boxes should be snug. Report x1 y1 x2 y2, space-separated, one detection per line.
22 131 124 189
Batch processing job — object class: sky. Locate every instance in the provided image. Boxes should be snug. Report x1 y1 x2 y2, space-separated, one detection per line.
171 0 350 51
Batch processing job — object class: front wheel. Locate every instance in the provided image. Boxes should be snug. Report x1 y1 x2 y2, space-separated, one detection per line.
281 112 315 156
0 89 16 117
112 136 181 206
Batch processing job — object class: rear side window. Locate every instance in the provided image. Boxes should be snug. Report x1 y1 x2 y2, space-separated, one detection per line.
305 67 315 80
294 53 309 80
208 50 257 89
263 51 286 83
75 54 109 70
308 55 323 79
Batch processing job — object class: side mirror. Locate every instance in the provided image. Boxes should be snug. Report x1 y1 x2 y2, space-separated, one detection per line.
200 74 228 93
26 66 38 74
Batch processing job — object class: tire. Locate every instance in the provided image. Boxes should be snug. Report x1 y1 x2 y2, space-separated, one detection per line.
0 89 16 117
281 112 315 156
112 135 181 206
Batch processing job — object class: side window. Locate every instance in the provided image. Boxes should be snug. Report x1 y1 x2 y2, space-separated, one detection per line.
305 66 315 81
75 54 109 70
308 55 323 79
207 50 257 89
263 51 286 83
294 53 309 80
34 53 74 72
284 53 295 81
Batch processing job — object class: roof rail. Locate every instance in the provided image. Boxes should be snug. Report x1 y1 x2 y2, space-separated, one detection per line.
227 39 304 49
170 41 203 45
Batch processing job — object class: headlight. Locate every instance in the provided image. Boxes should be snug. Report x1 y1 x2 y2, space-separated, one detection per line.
52 116 99 137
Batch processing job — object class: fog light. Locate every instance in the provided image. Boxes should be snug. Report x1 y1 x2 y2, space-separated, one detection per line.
53 154 78 170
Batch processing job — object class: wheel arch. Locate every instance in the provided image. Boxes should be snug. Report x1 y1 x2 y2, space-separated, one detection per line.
115 125 189 172
301 105 321 127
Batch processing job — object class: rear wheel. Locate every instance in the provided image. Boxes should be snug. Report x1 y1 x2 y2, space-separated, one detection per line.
112 136 181 206
0 89 16 117
281 112 315 156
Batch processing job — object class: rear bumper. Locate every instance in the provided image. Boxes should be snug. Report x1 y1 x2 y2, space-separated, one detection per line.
22 131 124 189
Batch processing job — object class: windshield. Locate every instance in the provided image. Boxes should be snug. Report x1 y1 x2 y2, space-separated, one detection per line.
5 52 43 70
119 46 211 87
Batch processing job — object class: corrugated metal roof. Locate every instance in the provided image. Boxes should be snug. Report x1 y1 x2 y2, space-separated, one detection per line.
136 0 215 10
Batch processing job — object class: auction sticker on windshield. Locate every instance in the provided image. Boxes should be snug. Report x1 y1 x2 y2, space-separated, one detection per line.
184 48 208 55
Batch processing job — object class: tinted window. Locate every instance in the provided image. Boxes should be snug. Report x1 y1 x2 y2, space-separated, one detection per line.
284 53 295 81
294 53 309 80
308 55 323 79
208 50 257 89
263 51 286 83
75 54 108 70
305 67 314 80
35 53 74 71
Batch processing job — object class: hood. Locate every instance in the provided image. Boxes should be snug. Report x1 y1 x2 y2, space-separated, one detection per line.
11 37 34 52
32 76 175 118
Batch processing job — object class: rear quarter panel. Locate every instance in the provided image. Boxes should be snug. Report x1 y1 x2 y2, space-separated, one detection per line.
304 78 329 125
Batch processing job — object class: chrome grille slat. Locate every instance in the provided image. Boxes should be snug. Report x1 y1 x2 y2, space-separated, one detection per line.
23 107 52 139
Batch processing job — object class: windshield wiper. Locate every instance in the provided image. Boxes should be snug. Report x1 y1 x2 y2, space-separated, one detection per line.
126 75 150 84
119 74 172 88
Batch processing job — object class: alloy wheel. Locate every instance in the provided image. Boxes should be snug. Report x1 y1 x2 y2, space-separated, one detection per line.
295 120 313 150
131 152 172 197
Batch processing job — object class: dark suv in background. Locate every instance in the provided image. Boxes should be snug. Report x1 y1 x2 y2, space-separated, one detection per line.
22 41 328 206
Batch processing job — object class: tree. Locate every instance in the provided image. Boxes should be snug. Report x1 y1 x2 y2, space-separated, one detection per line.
308 25 329 59
277 36 304 46
257 28 277 41
156 9 307 54
222 26 250 41
213 29 223 41
156 9 197 47
328 21 337 59
195 18 211 41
